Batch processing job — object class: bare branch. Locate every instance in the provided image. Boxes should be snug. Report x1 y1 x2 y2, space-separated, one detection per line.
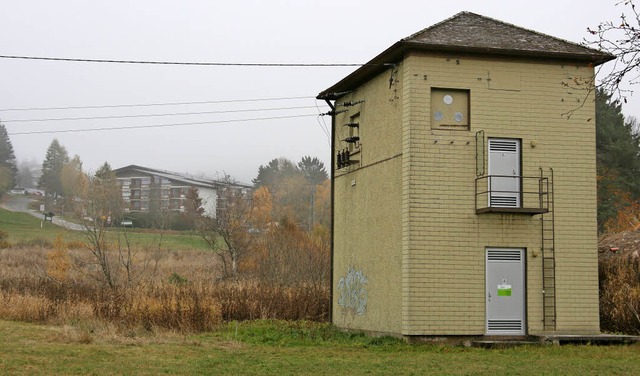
586 0 640 101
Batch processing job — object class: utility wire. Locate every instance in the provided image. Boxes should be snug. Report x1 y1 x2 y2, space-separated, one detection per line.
8 113 318 135
315 100 332 148
0 54 368 67
0 95 316 112
2 105 318 123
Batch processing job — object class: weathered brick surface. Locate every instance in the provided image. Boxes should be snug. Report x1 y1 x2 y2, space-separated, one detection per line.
333 52 599 336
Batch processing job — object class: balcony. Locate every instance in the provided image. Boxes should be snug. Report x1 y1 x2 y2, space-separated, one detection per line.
475 175 550 215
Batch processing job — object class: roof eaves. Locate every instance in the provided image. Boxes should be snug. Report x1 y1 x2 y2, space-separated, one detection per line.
317 41 614 99
401 41 615 65
317 42 407 100
114 164 253 189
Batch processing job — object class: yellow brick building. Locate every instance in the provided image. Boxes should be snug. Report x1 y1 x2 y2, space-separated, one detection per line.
317 12 613 337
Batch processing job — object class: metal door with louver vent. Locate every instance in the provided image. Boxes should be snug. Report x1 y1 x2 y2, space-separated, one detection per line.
488 138 521 208
486 248 526 335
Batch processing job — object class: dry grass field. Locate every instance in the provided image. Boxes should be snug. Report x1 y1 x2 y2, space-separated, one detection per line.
0 241 329 334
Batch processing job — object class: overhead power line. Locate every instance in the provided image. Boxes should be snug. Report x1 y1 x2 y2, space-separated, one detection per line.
0 95 316 112
0 54 367 67
8 113 318 135
2 105 318 123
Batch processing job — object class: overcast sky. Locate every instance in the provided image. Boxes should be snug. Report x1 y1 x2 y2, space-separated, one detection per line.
0 0 634 183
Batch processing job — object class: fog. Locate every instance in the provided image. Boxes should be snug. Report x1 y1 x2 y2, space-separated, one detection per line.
0 0 634 183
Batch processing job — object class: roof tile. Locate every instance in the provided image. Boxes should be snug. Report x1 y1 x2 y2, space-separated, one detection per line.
404 12 604 57
317 11 614 99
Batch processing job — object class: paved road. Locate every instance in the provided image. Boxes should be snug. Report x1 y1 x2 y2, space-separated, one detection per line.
1 196 85 231
2 196 32 212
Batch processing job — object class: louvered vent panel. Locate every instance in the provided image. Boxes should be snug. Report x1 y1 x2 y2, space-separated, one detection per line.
490 196 518 207
489 140 518 152
487 320 522 332
487 249 522 261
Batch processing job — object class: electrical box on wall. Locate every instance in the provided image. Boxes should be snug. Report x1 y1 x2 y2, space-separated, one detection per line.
431 88 470 130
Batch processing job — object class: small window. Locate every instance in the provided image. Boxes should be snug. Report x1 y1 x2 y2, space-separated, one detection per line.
431 88 470 130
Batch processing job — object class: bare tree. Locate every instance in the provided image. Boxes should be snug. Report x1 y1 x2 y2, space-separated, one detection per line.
258 218 330 289
587 0 640 101
73 163 156 290
196 177 254 279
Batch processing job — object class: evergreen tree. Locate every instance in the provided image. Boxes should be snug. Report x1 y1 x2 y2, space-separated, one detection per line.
298 156 328 186
297 156 328 230
184 186 204 228
0 122 18 193
252 157 299 188
252 156 329 229
95 161 114 181
38 139 70 198
596 89 640 232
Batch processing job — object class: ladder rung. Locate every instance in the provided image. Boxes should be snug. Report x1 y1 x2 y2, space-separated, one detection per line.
541 174 555 330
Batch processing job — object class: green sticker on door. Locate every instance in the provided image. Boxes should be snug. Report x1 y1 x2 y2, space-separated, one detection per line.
497 278 512 297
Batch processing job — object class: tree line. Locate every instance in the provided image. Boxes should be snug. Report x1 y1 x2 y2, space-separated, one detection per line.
596 89 640 233
2 92 639 236
0 129 331 283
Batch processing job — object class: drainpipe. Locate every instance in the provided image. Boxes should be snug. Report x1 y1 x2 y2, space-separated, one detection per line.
324 98 335 324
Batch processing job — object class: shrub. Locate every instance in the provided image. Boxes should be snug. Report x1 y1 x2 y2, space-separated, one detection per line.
0 244 330 333
14 238 52 249
599 254 640 334
47 234 71 283
168 272 189 285
125 212 196 231
0 230 10 249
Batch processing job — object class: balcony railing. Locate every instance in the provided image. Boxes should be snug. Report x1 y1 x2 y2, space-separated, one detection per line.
475 175 550 215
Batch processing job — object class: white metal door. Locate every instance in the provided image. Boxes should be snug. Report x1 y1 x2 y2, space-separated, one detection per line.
486 248 526 335
488 138 521 207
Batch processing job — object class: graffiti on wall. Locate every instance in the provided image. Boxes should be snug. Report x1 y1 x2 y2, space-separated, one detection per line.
337 267 368 315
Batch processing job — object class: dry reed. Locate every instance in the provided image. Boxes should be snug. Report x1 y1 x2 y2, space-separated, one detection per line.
0 244 330 333
599 253 640 334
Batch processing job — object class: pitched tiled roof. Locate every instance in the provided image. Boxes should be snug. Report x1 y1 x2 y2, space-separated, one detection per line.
317 11 614 100
404 12 606 58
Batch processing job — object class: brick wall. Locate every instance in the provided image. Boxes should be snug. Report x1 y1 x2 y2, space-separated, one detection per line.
332 51 599 336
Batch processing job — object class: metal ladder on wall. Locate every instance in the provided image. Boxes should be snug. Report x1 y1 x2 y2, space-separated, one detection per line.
540 168 556 331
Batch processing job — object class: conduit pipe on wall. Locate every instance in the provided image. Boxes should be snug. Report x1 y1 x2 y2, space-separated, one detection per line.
324 98 336 324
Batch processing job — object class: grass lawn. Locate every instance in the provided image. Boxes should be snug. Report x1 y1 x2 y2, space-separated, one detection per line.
0 206 66 243
0 206 209 251
0 320 638 375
